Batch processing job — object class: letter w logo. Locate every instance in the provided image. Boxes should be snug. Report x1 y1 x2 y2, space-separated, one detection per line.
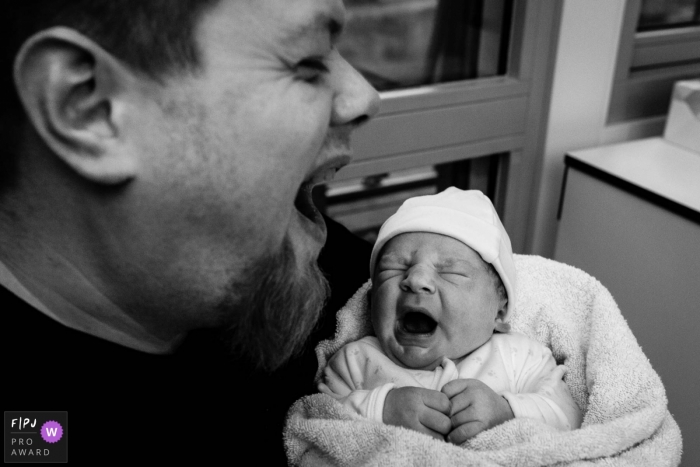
46 427 58 437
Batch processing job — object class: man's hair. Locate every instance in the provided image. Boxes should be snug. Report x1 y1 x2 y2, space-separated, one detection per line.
1 0 219 189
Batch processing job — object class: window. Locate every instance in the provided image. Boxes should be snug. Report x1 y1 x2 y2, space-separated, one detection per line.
317 0 561 252
338 0 511 91
638 0 700 31
608 0 700 123
319 0 514 241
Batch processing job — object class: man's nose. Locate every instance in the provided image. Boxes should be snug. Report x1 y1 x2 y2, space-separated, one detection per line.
330 54 380 128
400 267 436 294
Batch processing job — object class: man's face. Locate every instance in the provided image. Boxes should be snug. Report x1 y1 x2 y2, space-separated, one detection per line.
371 233 505 371
112 0 378 366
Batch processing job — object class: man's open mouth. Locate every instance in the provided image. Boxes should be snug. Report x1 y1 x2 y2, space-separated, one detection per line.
399 311 438 335
294 181 321 224
295 156 351 227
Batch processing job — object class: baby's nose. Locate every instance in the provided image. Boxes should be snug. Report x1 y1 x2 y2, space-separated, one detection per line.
400 267 436 294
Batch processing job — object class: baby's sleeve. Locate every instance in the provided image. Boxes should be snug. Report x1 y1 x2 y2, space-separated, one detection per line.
501 337 582 430
318 342 395 422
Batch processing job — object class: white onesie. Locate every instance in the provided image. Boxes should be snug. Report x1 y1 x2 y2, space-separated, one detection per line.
319 331 582 430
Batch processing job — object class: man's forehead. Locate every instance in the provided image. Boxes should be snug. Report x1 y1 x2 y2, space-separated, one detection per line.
193 0 346 63
275 0 346 44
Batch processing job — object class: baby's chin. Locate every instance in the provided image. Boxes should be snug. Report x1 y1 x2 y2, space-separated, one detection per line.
389 344 443 371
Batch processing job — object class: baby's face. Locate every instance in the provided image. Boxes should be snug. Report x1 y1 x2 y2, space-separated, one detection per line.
371 232 506 371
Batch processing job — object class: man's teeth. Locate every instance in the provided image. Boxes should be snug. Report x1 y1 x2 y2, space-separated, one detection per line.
306 168 338 186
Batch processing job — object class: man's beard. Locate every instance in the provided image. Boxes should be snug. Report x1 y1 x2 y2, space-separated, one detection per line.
220 235 329 372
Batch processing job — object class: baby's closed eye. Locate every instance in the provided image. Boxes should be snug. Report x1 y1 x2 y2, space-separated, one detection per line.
440 271 468 277
376 266 406 279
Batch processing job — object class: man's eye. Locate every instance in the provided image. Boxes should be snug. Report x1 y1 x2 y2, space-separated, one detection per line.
295 58 329 83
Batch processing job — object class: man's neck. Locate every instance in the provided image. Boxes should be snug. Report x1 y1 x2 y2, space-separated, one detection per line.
0 230 185 354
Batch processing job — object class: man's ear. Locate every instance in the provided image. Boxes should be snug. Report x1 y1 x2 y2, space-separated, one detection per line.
13 27 140 184
494 299 511 333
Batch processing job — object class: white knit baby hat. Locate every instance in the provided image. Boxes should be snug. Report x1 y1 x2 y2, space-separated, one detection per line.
369 187 516 317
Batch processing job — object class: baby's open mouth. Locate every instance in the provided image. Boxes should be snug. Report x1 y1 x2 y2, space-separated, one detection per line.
400 311 438 335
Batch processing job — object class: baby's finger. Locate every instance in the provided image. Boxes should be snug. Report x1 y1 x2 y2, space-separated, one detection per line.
418 426 447 442
422 389 451 414
450 404 477 428
447 387 475 416
420 409 452 436
441 379 469 398
447 420 485 445
441 378 477 398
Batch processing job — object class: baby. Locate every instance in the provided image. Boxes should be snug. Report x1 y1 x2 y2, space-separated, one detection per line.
319 188 582 444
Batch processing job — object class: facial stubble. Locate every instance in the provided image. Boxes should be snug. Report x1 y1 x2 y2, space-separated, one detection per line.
221 235 329 372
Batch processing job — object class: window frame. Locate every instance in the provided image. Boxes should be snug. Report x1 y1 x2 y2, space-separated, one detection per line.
334 0 562 253
608 0 700 123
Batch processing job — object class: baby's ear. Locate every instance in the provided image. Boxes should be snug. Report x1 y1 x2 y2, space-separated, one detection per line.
495 318 511 333
494 300 511 333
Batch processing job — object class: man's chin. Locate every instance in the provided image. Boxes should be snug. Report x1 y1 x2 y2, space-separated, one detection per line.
220 234 329 372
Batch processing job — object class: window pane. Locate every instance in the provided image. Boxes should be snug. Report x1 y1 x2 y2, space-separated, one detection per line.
339 0 513 91
321 153 504 241
323 166 439 242
637 0 700 31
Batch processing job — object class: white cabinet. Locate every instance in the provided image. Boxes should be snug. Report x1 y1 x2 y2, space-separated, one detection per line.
554 137 700 467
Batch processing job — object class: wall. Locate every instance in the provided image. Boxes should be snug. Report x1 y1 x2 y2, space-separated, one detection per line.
528 0 666 257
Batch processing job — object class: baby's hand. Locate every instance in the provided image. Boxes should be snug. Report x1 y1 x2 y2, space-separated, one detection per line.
441 379 514 445
383 387 452 440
